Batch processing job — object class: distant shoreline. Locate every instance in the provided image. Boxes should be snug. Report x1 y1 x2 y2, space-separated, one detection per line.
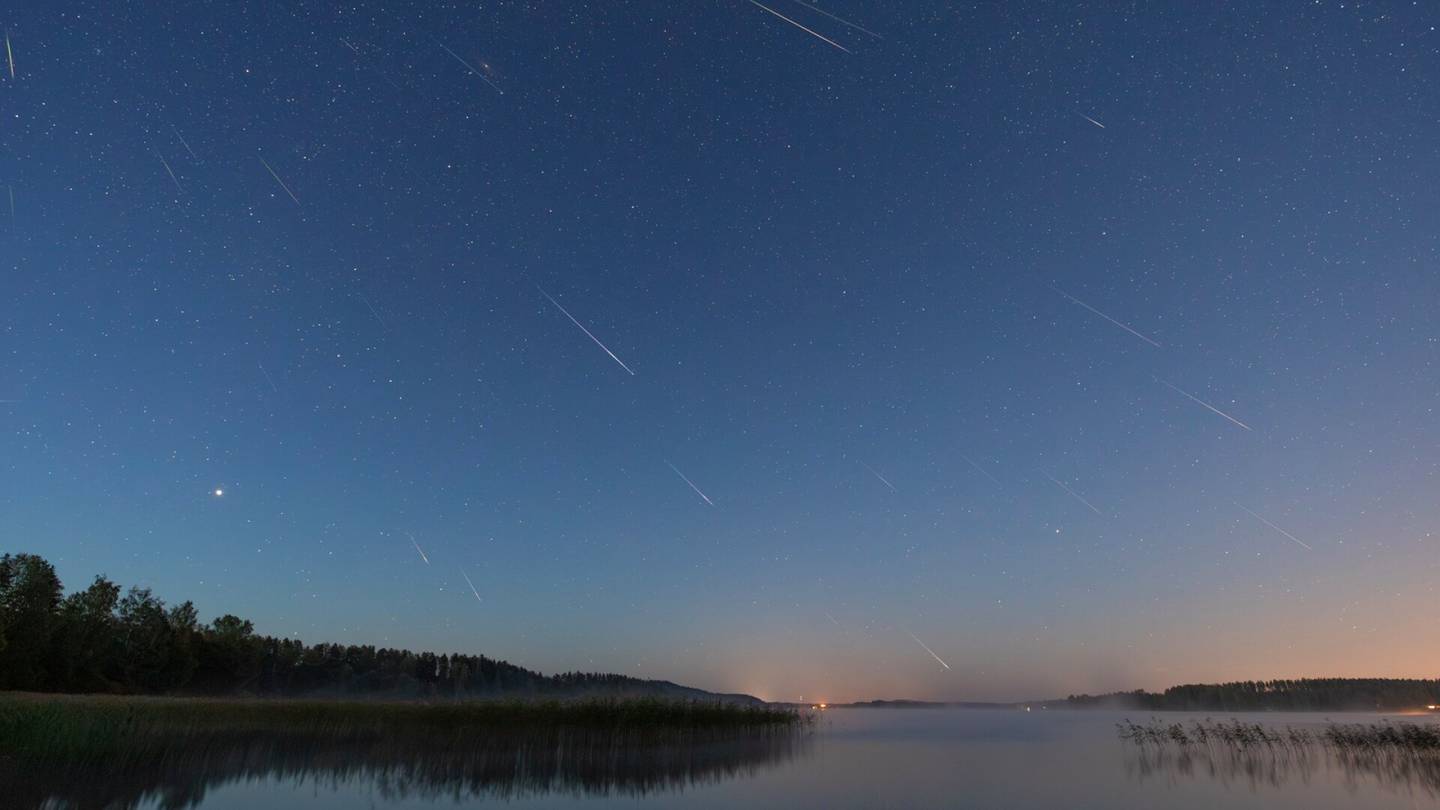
810 679 1440 714
818 702 1439 714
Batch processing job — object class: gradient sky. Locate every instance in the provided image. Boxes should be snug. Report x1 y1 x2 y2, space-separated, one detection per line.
3 1 1439 703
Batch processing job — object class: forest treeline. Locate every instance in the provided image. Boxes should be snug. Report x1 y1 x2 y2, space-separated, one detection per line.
0 553 743 701
1067 679 1440 711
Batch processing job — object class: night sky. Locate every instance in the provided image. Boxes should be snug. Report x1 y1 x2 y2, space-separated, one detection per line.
3 1 1439 703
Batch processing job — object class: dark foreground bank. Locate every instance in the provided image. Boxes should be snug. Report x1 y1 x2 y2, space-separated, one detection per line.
0 693 809 810
0 692 804 760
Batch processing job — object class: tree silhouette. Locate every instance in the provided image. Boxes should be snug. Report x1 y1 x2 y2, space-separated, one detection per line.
0 552 756 703
0 554 63 690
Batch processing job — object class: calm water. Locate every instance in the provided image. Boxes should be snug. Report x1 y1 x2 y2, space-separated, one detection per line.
29 709 1440 809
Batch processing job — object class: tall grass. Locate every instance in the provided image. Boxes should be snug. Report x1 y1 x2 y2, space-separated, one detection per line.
0 693 809 809
0 692 805 763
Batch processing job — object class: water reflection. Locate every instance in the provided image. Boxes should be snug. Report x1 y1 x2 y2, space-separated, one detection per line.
8 726 810 810
1127 745 1440 797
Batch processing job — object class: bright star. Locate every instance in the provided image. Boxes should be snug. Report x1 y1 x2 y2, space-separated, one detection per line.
213 488 224 497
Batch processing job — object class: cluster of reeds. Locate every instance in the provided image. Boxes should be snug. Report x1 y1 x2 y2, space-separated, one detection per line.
1119 718 1440 796
0 692 805 763
0 693 811 809
1117 717 1440 755
1117 718 1315 752
1324 721 1440 752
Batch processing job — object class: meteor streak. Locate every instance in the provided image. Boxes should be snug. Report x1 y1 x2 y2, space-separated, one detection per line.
746 0 851 53
1041 471 1103 515
960 454 1002 486
1235 503 1312 551
1157 378 1253 432
356 292 388 330
257 361 279 393
171 125 198 160
1078 112 1105 129
461 569 484 603
5 31 14 79
786 0 883 39
434 39 503 94
904 629 950 670
407 533 430 564
536 285 636 375
156 149 183 194
861 461 898 493
665 460 715 506
1049 284 1161 347
257 156 300 205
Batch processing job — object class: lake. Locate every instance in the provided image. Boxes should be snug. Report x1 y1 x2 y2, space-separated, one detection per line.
23 708 1440 808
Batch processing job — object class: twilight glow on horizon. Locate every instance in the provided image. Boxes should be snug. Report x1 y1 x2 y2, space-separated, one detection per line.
3 1 1438 704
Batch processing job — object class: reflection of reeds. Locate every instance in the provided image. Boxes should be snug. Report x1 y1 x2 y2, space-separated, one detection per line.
0 694 810 810
1117 717 1440 796
0 692 802 761
1117 718 1440 754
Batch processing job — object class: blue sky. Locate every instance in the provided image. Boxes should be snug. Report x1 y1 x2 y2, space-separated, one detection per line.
3 0 1438 701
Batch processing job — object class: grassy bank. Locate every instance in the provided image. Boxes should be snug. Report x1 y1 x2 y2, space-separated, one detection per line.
0 692 805 762
0 692 810 807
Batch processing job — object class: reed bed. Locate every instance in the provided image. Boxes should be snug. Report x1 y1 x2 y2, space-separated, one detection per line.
0 692 805 763
0 693 809 809
1116 717 1440 754
1119 718 1440 796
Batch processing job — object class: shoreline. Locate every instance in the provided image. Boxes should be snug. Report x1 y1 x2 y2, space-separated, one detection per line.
0 691 806 761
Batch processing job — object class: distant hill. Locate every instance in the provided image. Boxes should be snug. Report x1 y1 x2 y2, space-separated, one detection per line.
1065 679 1440 712
602 679 765 705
